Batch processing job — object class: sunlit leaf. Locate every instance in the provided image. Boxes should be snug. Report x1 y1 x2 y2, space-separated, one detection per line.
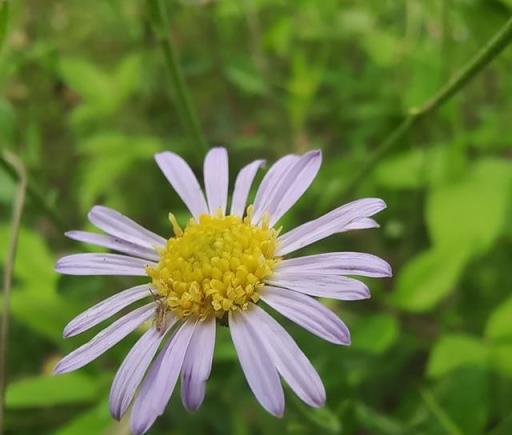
426 159 512 255
225 60 268 96
374 147 446 190
0 226 74 342
351 313 399 354
490 344 512 378
59 57 113 108
427 334 489 379
77 132 162 211
55 400 114 435
391 246 469 312
6 373 100 408
485 296 512 340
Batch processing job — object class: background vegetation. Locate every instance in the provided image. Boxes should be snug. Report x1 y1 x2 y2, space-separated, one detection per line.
1 0 512 434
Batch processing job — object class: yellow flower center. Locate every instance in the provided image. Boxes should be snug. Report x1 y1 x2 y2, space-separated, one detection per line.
146 207 280 320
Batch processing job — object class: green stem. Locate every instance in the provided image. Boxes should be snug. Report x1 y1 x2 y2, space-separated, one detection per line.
0 154 67 231
0 152 27 435
341 15 512 199
149 0 208 160
419 388 463 435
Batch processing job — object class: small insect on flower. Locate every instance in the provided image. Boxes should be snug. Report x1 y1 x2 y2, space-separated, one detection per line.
54 148 392 435
148 288 168 333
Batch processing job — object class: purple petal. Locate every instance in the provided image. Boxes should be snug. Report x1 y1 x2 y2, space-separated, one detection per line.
252 155 299 224
204 147 229 215
63 285 152 338
88 206 166 249
260 287 350 345
343 218 380 231
247 304 326 407
130 320 196 435
65 231 160 261
276 252 392 278
277 198 387 255
55 253 154 276
266 272 370 300
230 159 265 217
229 310 284 417
181 317 216 412
155 151 208 221
109 320 176 420
263 150 322 227
53 303 155 374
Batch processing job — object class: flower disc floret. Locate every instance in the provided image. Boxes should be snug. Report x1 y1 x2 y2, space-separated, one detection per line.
146 209 280 319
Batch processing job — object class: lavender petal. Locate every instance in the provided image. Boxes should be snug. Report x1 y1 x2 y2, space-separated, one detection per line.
261 287 350 345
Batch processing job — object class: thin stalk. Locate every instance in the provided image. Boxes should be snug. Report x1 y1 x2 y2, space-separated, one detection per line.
0 152 27 435
149 0 208 160
419 388 463 435
341 15 512 199
0 154 67 231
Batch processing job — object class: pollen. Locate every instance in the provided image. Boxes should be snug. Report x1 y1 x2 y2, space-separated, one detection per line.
146 207 280 320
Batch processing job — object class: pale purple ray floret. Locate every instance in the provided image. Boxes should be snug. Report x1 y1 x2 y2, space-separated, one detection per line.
54 147 391 435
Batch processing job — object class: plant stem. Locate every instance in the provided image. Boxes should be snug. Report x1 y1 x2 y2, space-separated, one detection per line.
419 388 463 435
0 152 27 435
149 0 208 160
0 154 67 231
341 15 512 199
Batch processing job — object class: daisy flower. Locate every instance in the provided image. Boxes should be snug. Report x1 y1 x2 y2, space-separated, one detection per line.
54 148 391 434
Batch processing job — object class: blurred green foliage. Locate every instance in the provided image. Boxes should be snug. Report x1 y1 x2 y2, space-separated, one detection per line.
1 0 512 434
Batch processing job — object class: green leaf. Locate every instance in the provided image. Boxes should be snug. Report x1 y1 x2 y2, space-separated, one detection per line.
0 226 75 342
374 146 446 190
435 367 489 435
0 97 16 145
427 334 489 379
362 30 399 67
485 296 512 340
55 400 115 435
78 132 162 210
6 373 100 408
391 246 469 312
225 60 268 96
59 57 113 108
354 401 405 435
487 415 512 435
289 395 341 434
490 344 512 378
351 313 399 354
113 54 141 103
0 0 9 50
426 159 512 255
420 368 489 435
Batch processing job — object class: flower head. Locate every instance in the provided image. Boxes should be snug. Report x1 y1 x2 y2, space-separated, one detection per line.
54 148 391 434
